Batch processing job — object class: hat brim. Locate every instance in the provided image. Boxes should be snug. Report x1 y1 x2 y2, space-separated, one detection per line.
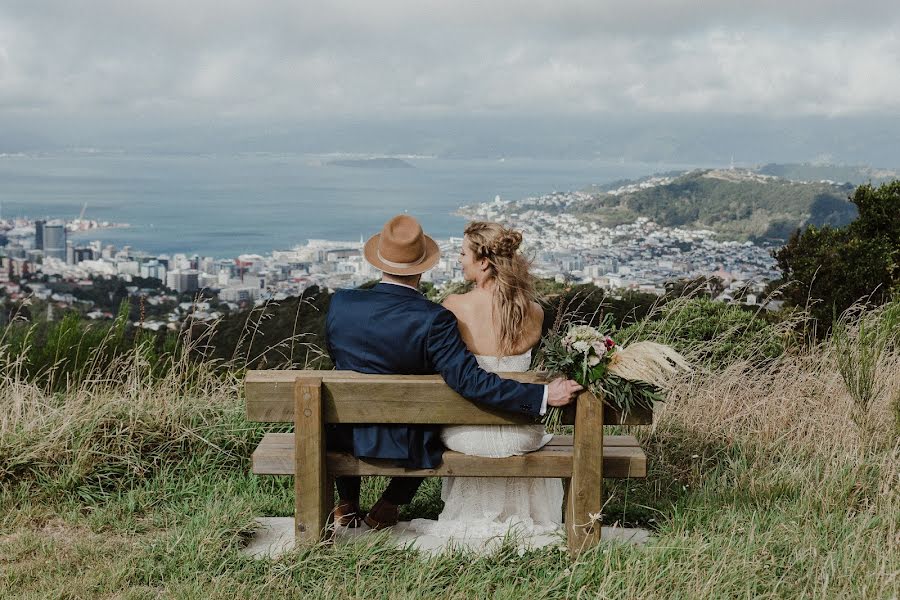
363 233 441 276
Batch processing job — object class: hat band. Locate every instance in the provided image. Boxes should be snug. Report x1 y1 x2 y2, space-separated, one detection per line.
377 248 427 270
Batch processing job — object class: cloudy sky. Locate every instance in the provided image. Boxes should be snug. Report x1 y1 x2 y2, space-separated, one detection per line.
2 0 899 162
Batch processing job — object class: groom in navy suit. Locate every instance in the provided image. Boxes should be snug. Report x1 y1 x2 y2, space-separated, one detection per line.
325 214 582 529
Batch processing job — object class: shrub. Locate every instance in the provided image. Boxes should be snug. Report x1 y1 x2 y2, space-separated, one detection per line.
832 300 900 437
0 301 181 393
617 298 788 366
772 180 900 329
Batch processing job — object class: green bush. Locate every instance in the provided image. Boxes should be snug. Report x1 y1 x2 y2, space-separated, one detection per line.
0 301 179 392
831 301 900 436
618 298 787 366
771 180 900 329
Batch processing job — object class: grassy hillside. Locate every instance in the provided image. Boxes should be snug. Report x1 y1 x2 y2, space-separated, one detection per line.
577 170 856 241
1 298 898 598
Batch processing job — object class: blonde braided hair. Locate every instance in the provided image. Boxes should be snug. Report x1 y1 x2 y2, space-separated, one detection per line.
464 221 537 356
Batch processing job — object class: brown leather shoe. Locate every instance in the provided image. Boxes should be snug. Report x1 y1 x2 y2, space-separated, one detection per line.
364 498 400 530
334 500 363 528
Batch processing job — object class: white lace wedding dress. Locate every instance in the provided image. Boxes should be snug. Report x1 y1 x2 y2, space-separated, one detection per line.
404 350 564 544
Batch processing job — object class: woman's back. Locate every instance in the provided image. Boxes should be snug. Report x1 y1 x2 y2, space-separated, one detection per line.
439 286 549 460
403 221 564 545
443 288 544 357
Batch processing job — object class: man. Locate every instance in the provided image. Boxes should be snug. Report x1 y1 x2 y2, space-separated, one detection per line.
325 214 582 529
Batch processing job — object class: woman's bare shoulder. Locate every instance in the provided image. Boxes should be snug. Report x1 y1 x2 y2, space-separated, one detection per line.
441 292 477 315
441 293 463 315
441 293 461 307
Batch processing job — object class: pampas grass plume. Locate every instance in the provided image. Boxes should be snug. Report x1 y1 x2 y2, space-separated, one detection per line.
608 341 691 388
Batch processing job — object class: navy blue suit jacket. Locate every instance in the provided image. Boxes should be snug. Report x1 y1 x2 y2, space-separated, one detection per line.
325 282 544 468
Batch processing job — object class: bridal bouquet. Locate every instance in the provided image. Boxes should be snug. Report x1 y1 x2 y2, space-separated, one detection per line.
539 320 690 429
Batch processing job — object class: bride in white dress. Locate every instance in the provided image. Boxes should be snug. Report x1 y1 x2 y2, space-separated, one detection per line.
407 222 564 542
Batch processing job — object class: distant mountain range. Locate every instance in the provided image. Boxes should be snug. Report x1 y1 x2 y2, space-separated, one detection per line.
574 166 868 242
754 163 899 185
326 157 414 169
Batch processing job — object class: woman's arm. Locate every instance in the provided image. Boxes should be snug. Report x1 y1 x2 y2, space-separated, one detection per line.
525 301 545 348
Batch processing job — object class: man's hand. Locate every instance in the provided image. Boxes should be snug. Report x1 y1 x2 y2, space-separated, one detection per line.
547 378 583 407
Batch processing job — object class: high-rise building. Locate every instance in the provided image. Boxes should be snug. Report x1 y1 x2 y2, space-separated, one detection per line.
216 258 235 278
140 260 166 282
166 270 179 291
178 269 200 294
34 220 46 250
5 244 26 259
42 221 66 260
167 269 200 293
73 247 94 263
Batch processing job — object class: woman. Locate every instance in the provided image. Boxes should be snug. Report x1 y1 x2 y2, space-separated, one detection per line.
407 222 563 542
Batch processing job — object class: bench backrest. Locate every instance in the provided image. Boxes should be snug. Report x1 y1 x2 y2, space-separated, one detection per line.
245 370 652 425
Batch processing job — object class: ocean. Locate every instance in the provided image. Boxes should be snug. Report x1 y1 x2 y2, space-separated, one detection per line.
0 153 698 258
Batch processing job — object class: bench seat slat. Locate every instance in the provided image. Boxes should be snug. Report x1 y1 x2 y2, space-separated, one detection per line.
252 433 647 479
255 433 639 449
245 370 652 426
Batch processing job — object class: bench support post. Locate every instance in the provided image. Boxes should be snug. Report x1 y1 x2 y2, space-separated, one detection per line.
294 377 327 544
566 390 604 556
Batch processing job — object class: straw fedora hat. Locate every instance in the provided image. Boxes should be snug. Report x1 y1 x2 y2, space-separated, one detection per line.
363 215 441 276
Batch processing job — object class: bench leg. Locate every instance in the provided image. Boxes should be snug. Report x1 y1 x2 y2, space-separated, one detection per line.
294 377 327 544
567 391 604 557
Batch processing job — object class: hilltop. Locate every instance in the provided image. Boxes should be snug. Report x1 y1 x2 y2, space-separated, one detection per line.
755 163 899 185
575 168 857 241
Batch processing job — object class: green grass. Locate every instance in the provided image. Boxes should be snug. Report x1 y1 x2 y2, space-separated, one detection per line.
2 399 897 599
1 304 898 598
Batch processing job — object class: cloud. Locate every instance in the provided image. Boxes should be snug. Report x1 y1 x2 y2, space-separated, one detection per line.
1 0 899 122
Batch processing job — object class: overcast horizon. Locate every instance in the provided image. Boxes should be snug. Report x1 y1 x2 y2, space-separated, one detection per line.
2 1 900 165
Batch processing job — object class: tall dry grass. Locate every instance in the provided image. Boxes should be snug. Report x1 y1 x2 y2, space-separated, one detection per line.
0 294 329 497
0 317 260 500
1 297 897 503
1 297 898 598
673 300 897 448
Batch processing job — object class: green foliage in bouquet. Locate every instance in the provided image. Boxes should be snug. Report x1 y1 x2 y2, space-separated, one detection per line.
537 315 677 430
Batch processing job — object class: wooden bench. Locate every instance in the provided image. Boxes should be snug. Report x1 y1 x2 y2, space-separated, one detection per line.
246 370 652 556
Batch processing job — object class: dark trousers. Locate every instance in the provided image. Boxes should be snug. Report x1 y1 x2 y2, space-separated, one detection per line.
327 425 424 505
335 475 424 506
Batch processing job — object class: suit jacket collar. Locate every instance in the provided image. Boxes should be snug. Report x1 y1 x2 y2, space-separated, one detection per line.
373 282 424 298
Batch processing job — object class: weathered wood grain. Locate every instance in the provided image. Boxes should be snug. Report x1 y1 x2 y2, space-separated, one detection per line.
252 434 646 478
245 370 652 425
294 378 327 543
567 390 604 556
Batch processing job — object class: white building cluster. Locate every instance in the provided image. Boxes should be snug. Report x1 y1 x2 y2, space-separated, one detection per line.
458 193 781 301
2 189 786 327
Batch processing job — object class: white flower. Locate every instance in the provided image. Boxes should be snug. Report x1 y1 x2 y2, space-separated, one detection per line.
572 341 590 353
568 325 603 342
588 355 600 366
